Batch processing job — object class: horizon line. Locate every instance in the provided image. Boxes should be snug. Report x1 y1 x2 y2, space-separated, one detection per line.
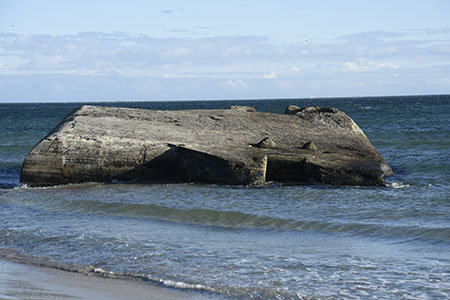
0 93 448 104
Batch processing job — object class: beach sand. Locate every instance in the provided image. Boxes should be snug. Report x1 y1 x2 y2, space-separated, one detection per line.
0 259 220 300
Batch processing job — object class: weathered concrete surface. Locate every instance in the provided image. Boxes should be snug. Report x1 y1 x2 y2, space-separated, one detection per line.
20 105 393 187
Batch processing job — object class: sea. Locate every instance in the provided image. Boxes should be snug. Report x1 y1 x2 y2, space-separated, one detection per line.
0 95 449 299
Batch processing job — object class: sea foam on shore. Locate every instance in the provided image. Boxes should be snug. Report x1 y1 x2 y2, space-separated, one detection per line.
0 258 221 300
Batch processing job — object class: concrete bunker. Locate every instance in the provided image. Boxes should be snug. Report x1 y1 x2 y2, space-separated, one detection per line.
20 105 393 187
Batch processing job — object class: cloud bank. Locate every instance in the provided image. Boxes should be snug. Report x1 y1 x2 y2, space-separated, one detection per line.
0 30 449 101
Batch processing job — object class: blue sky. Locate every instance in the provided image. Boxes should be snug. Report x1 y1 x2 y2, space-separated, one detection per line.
0 0 449 102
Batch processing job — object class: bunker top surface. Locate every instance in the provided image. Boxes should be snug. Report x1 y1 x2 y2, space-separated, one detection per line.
55 105 380 157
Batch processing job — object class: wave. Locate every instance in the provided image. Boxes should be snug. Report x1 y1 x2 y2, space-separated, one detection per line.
0 247 220 296
0 248 302 299
0 247 305 300
0 247 288 300
5 193 449 243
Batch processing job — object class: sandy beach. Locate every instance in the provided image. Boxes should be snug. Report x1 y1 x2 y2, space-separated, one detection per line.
0 259 219 300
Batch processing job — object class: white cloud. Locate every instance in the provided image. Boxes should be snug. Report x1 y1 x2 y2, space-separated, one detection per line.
225 79 247 88
0 29 449 101
263 70 277 79
344 62 358 71
376 63 400 70
162 47 191 57
1 30 448 77
343 61 400 72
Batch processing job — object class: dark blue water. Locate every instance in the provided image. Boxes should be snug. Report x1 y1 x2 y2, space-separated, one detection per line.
1 95 449 299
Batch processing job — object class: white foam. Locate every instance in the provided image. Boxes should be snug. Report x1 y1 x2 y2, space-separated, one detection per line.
94 267 115 275
159 279 215 292
387 181 410 189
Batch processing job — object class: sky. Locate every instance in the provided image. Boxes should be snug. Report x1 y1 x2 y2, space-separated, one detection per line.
0 0 449 102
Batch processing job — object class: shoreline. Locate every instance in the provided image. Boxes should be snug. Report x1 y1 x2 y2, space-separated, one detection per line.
0 258 224 300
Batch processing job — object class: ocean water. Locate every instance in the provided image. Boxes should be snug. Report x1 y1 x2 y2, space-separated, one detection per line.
0 95 449 299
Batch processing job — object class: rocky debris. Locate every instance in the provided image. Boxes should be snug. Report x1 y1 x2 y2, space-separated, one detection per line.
301 141 318 151
285 105 301 115
252 137 277 148
20 105 393 187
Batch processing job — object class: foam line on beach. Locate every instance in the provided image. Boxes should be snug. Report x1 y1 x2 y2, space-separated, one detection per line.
0 248 229 300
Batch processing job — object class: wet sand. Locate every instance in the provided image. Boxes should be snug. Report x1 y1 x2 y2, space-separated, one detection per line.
0 259 219 300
